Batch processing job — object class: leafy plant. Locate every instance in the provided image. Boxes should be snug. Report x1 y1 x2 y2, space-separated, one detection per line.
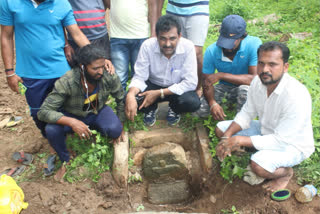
179 112 202 132
124 112 148 132
64 130 113 183
136 204 145 212
128 174 142 184
221 205 240 214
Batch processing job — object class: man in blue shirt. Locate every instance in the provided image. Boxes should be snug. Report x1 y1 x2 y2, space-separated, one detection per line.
0 0 90 137
197 15 262 121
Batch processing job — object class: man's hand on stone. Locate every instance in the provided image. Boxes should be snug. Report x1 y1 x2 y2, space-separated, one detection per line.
105 59 115 75
138 90 160 110
125 95 138 121
70 119 92 140
7 74 22 94
210 103 226 121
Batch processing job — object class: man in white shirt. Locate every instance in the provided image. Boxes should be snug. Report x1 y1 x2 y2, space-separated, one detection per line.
215 41 314 192
125 15 200 126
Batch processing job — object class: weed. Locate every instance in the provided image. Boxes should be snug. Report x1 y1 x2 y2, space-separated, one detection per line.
128 157 134 169
221 205 240 214
179 113 202 133
136 204 145 212
124 112 148 132
64 130 113 183
128 174 142 184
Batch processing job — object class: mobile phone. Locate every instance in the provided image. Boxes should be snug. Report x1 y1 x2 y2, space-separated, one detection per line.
136 95 145 107
18 82 27 95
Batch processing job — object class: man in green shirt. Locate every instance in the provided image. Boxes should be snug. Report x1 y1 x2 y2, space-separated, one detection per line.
38 44 125 181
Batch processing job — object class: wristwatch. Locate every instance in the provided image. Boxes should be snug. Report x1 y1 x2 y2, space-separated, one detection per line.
160 88 165 99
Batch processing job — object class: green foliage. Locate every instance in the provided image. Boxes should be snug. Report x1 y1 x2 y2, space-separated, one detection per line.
136 204 145 212
218 0 257 21
220 205 240 214
124 112 148 132
179 112 202 132
64 130 113 183
295 156 320 188
203 99 249 182
128 174 143 184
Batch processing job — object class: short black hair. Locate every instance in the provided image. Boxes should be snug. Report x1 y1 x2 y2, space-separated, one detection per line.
257 41 290 63
156 15 181 36
76 44 106 66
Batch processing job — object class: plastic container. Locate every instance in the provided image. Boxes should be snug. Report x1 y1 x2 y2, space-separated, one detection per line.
0 174 28 214
295 184 318 203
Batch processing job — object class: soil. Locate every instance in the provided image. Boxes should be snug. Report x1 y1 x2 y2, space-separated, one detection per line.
1 52 319 214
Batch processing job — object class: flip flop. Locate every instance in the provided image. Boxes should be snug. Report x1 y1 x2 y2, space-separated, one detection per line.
12 151 34 165
0 165 26 177
6 116 23 127
43 155 56 176
271 189 291 201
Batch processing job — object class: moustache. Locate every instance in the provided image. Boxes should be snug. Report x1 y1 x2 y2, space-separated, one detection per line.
259 72 272 78
163 46 173 49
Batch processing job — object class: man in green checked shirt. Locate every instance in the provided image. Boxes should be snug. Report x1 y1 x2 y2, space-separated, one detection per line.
38 44 125 181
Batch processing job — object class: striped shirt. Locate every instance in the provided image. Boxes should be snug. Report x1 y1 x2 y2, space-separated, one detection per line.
68 0 107 41
166 0 209 16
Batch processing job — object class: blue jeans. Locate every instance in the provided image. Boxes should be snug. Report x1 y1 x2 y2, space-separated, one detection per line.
110 38 147 90
45 106 122 162
23 77 59 137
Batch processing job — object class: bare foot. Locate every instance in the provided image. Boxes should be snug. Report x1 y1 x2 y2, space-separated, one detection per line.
262 168 293 192
54 164 67 183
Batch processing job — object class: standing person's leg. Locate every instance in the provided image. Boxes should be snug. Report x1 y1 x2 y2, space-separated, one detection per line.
129 38 147 79
110 38 130 90
23 78 59 137
183 15 209 96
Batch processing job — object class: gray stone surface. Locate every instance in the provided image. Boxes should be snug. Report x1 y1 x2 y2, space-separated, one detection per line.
148 180 190 204
131 127 191 148
143 142 188 180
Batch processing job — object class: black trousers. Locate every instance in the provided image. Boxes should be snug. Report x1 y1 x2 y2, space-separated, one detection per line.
136 81 201 114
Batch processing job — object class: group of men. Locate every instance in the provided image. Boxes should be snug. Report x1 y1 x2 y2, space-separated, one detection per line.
0 0 314 192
